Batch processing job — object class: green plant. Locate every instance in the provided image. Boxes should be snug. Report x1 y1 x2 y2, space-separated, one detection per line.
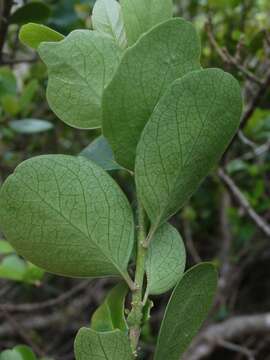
0 0 243 358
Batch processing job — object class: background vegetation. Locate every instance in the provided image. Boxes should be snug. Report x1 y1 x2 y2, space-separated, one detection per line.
0 0 270 359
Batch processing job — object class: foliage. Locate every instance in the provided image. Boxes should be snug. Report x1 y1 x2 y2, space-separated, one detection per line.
2 0 270 359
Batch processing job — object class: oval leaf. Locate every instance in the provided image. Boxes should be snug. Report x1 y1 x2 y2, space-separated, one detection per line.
74 328 133 360
102 18 201 169
10 3 51 25
0 155 134 279
120 0 173 45
38 30 121 129
19 23 64 50
92 0 127 49
9 119 54 134
146 223 186 295
91 283 128 332
154 263 218 360
135 69 242 226
80 136 122 171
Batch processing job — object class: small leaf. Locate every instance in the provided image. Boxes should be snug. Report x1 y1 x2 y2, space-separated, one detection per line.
0 240 14 255
0 155 134 279
80 136 122 171
135 69 242 226
91 283 128 332
14 346 37 360
146 223 186 295
120 0 173 45
102 18 201 169
154 263 218 360
0 255 27 282
92 0 127 49
74 328 133 360
10 3 51 25
19 23 64 50
38 30 121 129
9 119 54 134
142 299 154 325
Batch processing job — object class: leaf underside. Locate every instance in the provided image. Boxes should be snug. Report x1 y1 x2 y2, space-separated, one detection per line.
102 18 201 170
38 30 121 129
154 263 218 360
135 68 243 226
146 223 186 295
0 155 134 278
74 328 133 360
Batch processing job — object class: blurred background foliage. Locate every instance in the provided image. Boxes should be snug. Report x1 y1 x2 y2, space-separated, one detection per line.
0 1 270 359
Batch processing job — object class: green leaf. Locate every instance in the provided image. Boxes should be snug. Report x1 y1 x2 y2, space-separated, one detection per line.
92 0 127 49
0 255 27 282
0 155 134 279
120 0 173 45
19 23 64 50
135 69 242 226
74 328 133 360
38 30 121 129
0 240 14 255
154 263 218 360
0 350 22 360
80 136 122 171
9 119 54 134
146 223 186 295
14 346 37 360
102 18 201 169
0 67 17 98
22 262 44 284
10 3 51 25
91 283 128 332
0 254 43 284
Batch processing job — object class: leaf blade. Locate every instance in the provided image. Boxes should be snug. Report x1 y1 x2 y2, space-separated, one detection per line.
154 263 218 360
92 0 127 49
0 155 134 279
120 0 173 45
146 223 186 295
19 23 64 49
102 18 201 169
79 136 122 171
91 283 128 332
74 328 133 360
38 30 121 129
135 68 242 225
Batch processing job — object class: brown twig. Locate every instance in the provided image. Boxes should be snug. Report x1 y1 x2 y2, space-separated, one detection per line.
218 168 270 237
0 280 91 312
205 20 262 85
184 313 270 360
1 308 45 357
